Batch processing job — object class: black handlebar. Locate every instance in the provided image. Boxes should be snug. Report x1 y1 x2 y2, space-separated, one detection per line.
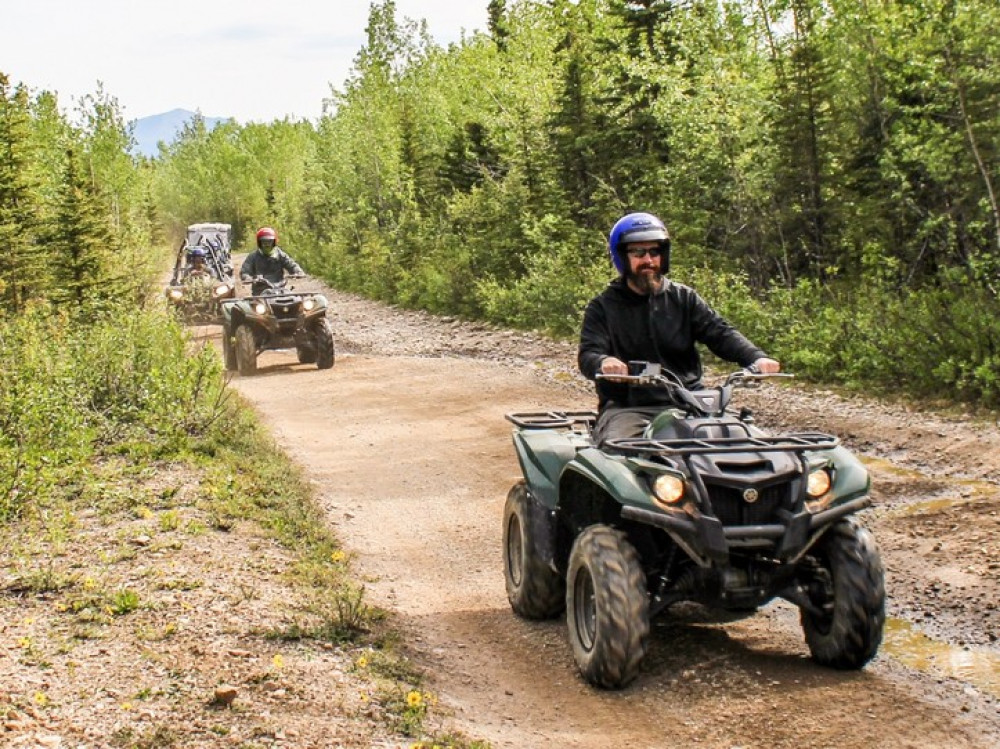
596 362 792 417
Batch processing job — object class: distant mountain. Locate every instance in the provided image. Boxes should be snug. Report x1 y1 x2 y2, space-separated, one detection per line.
131 108 231 158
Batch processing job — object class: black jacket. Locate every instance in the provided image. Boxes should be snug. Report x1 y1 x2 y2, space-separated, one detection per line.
578 277 765 409
240 247 303 283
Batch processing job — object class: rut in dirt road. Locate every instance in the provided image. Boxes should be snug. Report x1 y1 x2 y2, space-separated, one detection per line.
220 312 999 749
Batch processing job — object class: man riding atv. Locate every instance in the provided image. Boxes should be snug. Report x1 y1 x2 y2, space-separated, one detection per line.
240 227 305 289
579 212 780 445
501 211 885 690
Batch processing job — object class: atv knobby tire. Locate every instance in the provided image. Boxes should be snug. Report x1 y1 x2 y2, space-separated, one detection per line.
315 317 335 370
503 482 564 619
566 524 649 689
222 327 238 371
297 345 317 364
801 519 885 669
235 325 258 376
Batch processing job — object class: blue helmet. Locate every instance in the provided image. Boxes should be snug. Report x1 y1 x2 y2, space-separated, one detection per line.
187 246 208 262
608 212 671 274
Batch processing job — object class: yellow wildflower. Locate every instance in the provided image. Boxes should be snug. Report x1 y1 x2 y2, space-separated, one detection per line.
356 655 369 669
330 550 347 563
121 702 133 711
83 577 97 590
406 690 423 708
18 636 31 648
33 692 48 706
272 653 284 670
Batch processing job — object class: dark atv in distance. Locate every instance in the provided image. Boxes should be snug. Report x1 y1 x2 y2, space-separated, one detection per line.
164 223 236 323
220 277 335 375
503 362 885 689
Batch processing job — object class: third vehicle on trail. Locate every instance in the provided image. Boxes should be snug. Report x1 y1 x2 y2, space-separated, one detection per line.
164 222 236 323
503 363 886 689
220 277 335 375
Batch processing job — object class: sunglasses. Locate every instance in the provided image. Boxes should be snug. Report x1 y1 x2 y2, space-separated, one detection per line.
626 247 662 259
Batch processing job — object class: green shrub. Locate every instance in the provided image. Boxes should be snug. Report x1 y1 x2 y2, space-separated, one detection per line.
1 301 232 523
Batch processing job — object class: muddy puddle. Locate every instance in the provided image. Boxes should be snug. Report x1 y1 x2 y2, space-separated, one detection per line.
884 618 1000 699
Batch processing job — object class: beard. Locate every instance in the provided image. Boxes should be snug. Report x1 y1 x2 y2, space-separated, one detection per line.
625 264 663 294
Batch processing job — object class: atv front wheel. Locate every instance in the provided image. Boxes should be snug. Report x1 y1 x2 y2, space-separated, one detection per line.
222 327 238 371
315 318 335 370
800 519 885 669
296 346 317 364
503 482 564 619
235 325 257 376
566 525 649 689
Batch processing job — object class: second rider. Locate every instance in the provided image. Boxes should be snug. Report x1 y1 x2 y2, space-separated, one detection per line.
240 227 306 287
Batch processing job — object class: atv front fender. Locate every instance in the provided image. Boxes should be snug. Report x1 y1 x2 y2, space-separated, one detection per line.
511 430 581 510
823 445 870 504
562 447 658 512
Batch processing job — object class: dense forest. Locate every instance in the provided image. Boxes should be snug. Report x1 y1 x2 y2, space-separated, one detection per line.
2 0 999 517
158 0 1000 402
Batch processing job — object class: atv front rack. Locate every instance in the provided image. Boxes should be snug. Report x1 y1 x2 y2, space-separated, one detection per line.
506 411 598 430
606 432 839 456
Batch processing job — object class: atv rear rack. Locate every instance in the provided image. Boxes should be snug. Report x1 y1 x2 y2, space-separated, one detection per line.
506 411 598 430
606 432 839 456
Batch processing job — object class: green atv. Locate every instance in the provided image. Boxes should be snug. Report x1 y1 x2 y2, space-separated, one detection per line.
503 362 885 689
220 277 335 375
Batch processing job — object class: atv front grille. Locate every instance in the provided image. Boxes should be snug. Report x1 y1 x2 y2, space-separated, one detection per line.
269 300 300 318
706 482 789 526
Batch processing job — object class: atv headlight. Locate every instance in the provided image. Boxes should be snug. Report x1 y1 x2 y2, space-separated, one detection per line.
167 288 183 300
652 473 685 507
805 468 834 513
302 298 316 311
253 301 267 315
806 468 832 498
213 283 231 297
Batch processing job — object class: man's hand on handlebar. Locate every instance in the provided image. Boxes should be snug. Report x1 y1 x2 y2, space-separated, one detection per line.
599 356 629 377
750 357 781 374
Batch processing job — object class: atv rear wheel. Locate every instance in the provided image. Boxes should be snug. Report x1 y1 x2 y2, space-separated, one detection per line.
315 317 335 369
800 519 885 669
503 482 564 619
222 326 238 371
235 325 257 376
566 525 649 689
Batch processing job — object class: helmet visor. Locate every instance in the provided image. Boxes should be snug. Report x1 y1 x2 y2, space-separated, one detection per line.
621 228 668 245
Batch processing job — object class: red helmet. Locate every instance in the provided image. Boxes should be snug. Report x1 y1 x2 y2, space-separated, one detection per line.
256 227 278 253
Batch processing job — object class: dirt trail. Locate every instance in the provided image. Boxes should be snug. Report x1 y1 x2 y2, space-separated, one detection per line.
212 276 1000 748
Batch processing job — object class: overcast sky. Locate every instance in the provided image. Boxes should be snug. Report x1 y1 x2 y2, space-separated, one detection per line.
1 0 489 124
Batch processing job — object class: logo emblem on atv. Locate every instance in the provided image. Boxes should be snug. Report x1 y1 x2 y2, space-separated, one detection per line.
743 488 760 503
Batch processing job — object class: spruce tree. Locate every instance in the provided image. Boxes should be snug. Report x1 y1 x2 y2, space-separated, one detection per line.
48 147 111 310
0 75 45 311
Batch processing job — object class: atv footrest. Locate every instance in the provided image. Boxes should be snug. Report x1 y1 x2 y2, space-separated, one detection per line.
606 432 839 456
506 411 598 430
